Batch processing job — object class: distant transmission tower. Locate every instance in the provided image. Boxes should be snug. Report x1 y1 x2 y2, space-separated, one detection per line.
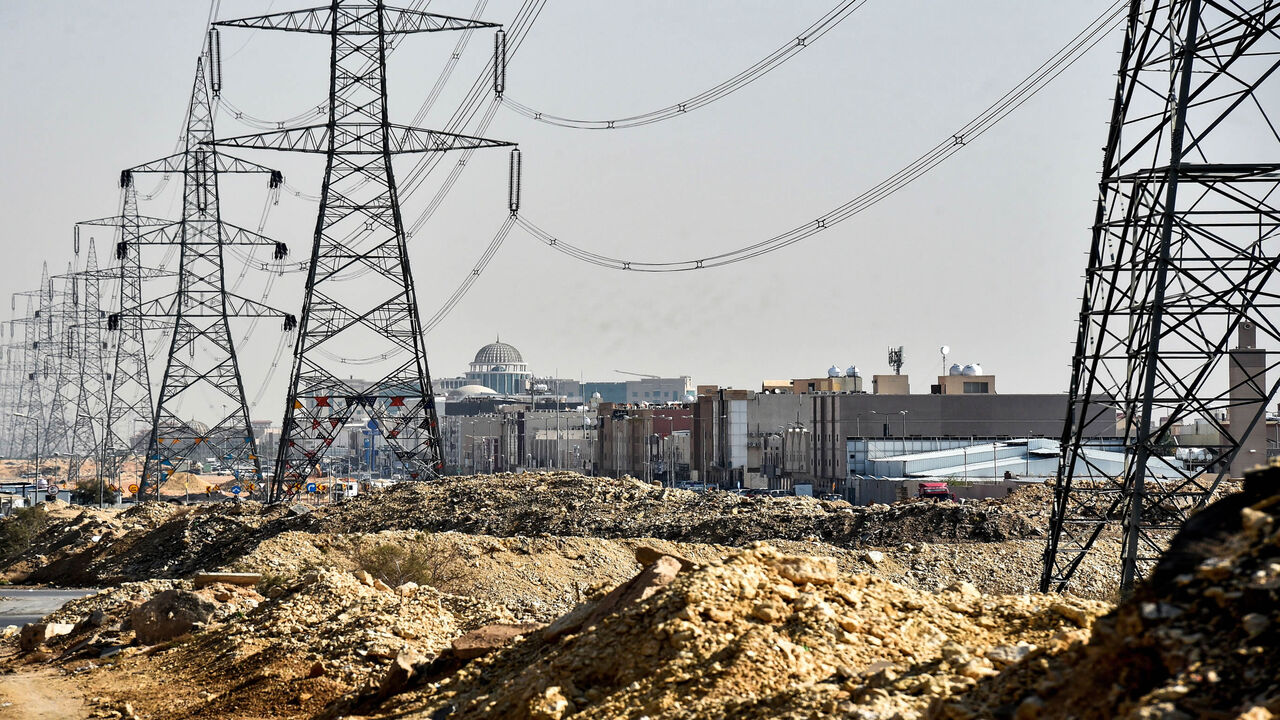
1043 0 1280 592
7 286 47 460
2 293 42 458
121 51 293 496
40 263 78 461
61 242 112 488
78 182 173 491
215 1 513 500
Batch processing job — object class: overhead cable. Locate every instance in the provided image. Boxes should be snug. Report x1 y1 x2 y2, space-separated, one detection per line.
515 0 1129 272
501 0 869 130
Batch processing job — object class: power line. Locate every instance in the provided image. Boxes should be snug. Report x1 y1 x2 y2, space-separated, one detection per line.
501 0 869 130
514 0 1128 272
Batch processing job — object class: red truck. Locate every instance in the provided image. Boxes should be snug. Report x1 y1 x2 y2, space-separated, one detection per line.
917 482 958 502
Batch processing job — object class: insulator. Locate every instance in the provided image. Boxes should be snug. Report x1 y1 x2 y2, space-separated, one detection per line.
274 242 289 260
209 28 223 97
284 314 297 332
74 226 81 255
107 314 119 331
71 278 79 306
269 170 284 189
508 148 522 215
116 241 128 260
120 170 133 189
493 30 507 96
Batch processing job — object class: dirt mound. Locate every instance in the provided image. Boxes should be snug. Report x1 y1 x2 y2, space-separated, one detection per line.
0 472 1049 590
935 464 1280 719
367 544 1105 720
20 567 514 720
319 472 1044 546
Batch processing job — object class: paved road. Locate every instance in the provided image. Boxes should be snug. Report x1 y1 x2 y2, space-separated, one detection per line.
0 588 95 627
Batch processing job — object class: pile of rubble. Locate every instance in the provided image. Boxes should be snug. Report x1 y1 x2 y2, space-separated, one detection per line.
320 473 1045 546
0 473 1050 591
933 465 1280 719
357 543 1106 720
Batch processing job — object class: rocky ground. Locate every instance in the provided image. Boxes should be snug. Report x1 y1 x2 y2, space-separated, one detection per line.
0 469 1270 719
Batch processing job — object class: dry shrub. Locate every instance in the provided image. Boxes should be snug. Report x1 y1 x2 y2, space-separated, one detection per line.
354 541 461 588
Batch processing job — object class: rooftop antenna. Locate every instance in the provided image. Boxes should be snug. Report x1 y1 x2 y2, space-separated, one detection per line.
888 346 904 375
940 345 950 376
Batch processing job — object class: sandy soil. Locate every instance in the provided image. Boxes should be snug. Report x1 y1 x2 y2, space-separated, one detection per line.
0 667 87 719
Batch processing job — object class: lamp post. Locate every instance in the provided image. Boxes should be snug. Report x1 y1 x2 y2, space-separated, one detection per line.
900 410 909 438
11 412 38 507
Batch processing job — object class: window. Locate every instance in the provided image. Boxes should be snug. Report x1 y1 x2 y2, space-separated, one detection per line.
963 381 990 394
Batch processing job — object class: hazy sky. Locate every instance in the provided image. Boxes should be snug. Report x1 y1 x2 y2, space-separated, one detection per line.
0 1 1123 419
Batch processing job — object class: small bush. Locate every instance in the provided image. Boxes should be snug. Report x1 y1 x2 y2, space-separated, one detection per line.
0 505 49 559
354 542 459 589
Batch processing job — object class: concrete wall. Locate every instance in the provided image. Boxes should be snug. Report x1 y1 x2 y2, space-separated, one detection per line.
848 476 1033 506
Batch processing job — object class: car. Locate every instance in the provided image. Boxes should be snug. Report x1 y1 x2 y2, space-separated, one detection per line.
819 493 844 502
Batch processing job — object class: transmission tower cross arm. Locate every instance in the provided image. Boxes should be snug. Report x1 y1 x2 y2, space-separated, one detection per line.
113 292 296 327
214 6 499 35
129 221 289 256
77 214 173 229
214 124 513 155
122 154 283 184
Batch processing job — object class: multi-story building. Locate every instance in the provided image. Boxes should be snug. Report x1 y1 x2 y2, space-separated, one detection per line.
624 376 695 404
596 403 693 483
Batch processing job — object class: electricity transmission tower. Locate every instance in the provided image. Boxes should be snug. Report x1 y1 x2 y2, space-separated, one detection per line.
121 53 293 496
1043 0 1280 593
61 242 113 487
8 284 47 461
40 264 79 461
215 1 512 500
78 182 174 491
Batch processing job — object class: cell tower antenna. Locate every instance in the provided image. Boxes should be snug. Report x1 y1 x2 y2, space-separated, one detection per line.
888 346 904 375
215 0 514 502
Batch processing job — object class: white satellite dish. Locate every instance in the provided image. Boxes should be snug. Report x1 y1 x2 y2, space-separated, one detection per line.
940 345 950 355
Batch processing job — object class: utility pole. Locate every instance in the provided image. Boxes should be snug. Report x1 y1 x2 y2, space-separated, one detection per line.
1043 0 1280 593
119 48 294 498
215 1 514 502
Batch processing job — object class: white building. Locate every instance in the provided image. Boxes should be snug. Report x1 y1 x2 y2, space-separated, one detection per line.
464 338 532 396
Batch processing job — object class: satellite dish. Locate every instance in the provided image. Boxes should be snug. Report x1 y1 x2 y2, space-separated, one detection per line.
940 345 950 355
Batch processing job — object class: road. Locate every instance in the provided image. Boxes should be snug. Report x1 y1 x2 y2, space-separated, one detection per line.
0 588 95 628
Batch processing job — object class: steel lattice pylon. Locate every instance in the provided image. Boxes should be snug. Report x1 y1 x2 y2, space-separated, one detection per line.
1043 0 1280 592
215 1 512 501
2 293 42 459
62 242 112 488
41 263 80 461
122 54 293 497
9 282 47 460
79 183 174 492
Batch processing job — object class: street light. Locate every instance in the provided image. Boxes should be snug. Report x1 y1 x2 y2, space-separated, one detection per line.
900 410 909 438
11 412 38 507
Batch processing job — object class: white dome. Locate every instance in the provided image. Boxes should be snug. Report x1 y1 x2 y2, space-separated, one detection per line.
961 363 983 377
449 384 498 399
827 365 844 378
846 366 861 378
949 363 964 376
590 391 603 400
473 340 523 365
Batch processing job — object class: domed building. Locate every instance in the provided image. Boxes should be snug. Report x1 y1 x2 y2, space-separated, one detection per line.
464 337 532 395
